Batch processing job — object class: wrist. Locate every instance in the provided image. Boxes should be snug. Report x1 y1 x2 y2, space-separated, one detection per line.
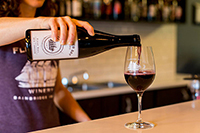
36 17 50 29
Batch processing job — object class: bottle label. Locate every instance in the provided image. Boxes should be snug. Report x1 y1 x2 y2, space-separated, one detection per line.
30 30 78 60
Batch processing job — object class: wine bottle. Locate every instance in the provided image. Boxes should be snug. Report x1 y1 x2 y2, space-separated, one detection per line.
130 0 140 22
93 0 102 19
124 0 131 20
175 1 183 22
72 0 83 18
66 0 72 16
105 0 113 19
113 0 122 20
82 0 92 19
162 1 170 22
25 27 141 61
58 0 66 16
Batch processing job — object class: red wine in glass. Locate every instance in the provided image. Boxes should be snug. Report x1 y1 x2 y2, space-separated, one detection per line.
124 71 155 93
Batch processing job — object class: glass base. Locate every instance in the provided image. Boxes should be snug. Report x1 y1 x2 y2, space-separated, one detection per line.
125 121 155 129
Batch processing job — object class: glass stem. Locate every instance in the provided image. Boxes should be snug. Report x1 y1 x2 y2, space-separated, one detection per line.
137 92 143 123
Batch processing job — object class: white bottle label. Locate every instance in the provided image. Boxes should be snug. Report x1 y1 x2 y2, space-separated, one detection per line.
30 30 78 60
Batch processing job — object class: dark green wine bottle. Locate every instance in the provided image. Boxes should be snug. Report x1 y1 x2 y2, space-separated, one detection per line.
25 27 141 61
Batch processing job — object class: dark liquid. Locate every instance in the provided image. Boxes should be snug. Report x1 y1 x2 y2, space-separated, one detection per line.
124 71 155 93
137 46 141 64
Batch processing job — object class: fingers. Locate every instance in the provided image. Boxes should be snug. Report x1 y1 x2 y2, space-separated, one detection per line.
47 16 94 45
72 19 95 36
62 16 77 45
57 17 68 45
48 18 58 42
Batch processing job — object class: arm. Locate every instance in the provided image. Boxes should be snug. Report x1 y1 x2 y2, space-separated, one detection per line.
54 68 91 122
0 17 94 46
0 17 41 46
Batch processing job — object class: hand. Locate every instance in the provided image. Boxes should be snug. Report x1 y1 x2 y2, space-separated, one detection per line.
38 16 95 45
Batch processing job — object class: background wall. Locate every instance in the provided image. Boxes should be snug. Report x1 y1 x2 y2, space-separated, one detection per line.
177 0 200 75
60 21 187 84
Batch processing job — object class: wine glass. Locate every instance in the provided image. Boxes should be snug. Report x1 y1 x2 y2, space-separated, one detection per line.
124 46 156 129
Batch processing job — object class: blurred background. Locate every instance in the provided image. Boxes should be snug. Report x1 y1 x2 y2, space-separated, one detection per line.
54 0 200 125
56 0 189 85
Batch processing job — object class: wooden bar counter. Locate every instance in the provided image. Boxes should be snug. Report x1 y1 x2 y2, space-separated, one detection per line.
31 99 200 133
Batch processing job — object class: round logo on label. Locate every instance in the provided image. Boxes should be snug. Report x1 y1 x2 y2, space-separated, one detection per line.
42 35 64 55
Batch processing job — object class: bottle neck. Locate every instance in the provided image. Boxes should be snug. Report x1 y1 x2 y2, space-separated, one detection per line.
78 27 141 47
117 34 141 46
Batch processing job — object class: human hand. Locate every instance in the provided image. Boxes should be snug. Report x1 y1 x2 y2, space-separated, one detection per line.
38 16 95 45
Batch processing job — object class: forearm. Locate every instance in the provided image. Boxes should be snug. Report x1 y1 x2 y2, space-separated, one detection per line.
0 17 42 46
54 69 91 122
54 87 91 122
0 16 94 47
